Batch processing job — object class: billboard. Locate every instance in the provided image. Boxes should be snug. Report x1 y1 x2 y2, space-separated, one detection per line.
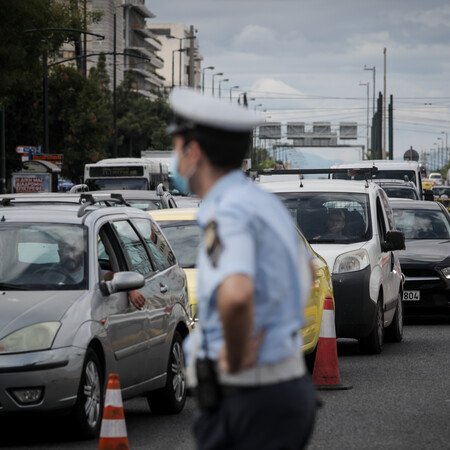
339 122 358 140
286 122 305 139
12 173 51 193
259 122 282 139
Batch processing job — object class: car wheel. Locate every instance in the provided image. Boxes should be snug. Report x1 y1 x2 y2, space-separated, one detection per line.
147 331 186 414
69 348 104 439
385 293 404 342
359 300 384 354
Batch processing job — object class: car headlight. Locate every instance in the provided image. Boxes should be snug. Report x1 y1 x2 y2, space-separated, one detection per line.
333 249 370 274
0 322 61 354
441 267 450 280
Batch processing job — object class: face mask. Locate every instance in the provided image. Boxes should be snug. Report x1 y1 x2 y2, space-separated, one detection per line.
170 151 190 195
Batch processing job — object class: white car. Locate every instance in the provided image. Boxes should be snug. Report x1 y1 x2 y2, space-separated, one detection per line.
259 177 405 354
330 160 425 199
429 172 444 186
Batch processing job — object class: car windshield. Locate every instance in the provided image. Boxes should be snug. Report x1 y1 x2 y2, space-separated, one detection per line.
333 170 416 185
383 187 419 200
393 208 450 239
86 178 148 190
158 220 202 268
277 192 372 243
126 199 160 211
0 224 87 290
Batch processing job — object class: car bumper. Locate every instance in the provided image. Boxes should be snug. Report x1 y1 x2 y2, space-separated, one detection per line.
332 266 376 338
0 346 85 413
403 277 450 311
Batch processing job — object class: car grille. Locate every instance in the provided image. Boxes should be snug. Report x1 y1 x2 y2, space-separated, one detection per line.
402 268 440 280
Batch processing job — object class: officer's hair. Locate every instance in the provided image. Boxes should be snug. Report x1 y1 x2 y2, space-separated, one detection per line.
182 126 251 170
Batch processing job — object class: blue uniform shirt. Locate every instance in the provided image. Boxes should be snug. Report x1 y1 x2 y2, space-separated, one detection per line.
188 170 311 366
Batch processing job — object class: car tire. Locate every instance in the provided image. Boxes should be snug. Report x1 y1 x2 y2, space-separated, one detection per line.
385 293 404 343
69 348 104 439
358 300 384 354
147 331 186 414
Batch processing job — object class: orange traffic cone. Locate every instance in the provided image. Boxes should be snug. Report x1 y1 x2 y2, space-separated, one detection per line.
312 296 352 390
98 373 129 450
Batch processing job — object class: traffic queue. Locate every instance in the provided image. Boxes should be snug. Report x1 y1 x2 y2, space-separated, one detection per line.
0 157 449 441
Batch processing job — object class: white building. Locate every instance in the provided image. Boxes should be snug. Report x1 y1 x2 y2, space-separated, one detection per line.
146 23 202 92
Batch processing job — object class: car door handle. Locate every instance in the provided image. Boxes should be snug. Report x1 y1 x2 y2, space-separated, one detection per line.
160 284 168 294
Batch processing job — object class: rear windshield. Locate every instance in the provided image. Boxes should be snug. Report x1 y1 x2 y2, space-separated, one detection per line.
382 187 419 200
276 192 372 244
158 221 201 269
332 170 417 185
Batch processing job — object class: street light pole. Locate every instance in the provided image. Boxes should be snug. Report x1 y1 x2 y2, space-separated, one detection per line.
201 66 214 94
364 65 376 116
212 72 223 97
168 35 196 87
229 85 239 102
360 81 369 161
218 78 229 99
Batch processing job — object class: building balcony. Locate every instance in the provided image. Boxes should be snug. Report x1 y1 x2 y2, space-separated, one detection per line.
124 0 155 19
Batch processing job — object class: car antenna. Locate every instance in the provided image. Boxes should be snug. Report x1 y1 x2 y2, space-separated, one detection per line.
299 174 303 188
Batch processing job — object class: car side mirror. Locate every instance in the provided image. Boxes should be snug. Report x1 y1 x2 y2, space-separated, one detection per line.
156 183 166 196
100 271 145 296
381 230 405 252
423 189 434 201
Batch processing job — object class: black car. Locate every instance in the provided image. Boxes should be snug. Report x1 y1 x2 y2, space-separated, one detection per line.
390 199 450 312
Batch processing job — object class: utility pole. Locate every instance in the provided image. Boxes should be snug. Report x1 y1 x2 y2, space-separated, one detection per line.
360 81 369 161
0 104 5 194
382 48 387 159
188 25 195 88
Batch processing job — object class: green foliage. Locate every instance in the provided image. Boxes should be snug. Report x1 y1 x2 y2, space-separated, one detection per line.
114 74 172 156
48 65 111 182
0 0 85 104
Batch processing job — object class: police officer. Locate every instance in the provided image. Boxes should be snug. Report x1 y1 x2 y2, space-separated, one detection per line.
168 87 317 450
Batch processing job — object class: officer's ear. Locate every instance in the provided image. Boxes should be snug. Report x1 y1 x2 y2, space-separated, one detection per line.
185 140 203 164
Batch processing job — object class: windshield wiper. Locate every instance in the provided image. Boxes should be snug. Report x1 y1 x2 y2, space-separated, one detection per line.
0 283 30 291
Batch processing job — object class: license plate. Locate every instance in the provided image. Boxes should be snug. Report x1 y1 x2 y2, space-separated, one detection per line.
403 290 420 301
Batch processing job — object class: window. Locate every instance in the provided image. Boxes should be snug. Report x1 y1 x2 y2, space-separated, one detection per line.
112 220 153 276
134 218 176 271
277 192 371 243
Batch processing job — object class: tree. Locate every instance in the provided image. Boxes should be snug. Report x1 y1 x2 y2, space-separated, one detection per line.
0 0 87 105
114 73 172 157
48 65 111 182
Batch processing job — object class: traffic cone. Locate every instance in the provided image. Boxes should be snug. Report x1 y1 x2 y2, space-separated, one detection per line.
312 296 352 390
98 373 129 450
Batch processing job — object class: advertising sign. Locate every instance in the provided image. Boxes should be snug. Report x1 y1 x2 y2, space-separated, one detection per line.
12 173 51 193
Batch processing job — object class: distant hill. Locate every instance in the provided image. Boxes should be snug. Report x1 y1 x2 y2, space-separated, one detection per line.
286 148 344 170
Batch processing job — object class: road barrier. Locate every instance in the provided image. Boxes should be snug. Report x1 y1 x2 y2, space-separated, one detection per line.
98 373 130 450
312 295 352 390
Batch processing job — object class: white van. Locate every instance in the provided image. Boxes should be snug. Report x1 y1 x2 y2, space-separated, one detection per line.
259 177 405 354
330 160 424 198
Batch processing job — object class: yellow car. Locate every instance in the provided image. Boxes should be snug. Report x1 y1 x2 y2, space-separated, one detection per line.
422 178 435 190
149 207 334 368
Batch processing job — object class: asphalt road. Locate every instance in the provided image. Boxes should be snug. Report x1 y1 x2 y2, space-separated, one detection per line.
2 315 449 450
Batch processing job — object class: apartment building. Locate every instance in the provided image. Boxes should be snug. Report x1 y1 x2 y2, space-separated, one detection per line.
58 0 164 99
147 23 203 92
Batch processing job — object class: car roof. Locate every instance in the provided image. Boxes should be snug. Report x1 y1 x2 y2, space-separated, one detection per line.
330 160 419 169
257 178 374 194
0 195 152 223
149 207 198 221
389 199 443 210
373 179 416 187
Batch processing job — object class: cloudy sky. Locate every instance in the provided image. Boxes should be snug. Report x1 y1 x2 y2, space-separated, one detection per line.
146 0 450 166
